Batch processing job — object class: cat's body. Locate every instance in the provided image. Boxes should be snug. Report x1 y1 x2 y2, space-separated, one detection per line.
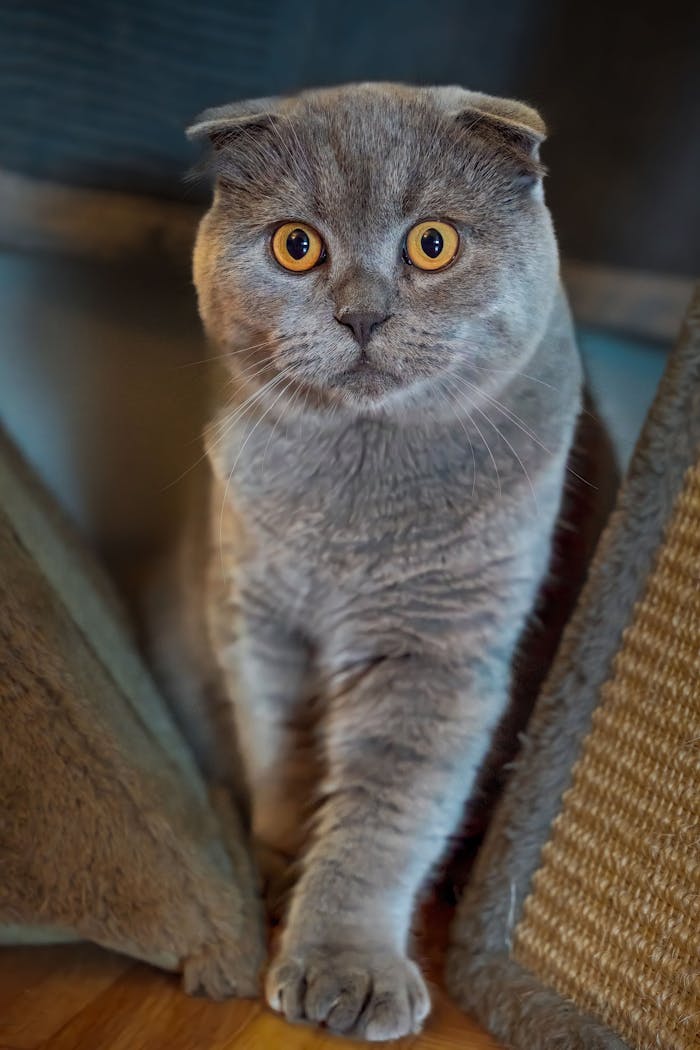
166 83 583 1040
204 281 579 893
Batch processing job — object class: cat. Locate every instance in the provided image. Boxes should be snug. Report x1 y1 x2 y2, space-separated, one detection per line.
174 82 583 1041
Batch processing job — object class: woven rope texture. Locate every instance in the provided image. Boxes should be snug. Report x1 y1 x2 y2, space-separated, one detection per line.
513 460 700 1050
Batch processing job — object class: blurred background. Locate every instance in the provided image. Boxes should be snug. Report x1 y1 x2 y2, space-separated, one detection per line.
0 0 698 602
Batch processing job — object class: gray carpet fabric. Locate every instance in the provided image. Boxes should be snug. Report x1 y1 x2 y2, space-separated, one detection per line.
0 424 264 996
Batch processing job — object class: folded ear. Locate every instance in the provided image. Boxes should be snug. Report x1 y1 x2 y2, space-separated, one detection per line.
186 97 282 149
430 86 547 182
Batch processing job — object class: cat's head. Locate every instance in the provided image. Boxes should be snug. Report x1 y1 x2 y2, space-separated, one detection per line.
189 83 558 416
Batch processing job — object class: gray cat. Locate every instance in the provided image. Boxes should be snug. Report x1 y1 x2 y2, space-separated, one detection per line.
178 82 582 1041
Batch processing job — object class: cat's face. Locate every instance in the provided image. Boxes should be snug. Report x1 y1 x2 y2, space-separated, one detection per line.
191 84 559 415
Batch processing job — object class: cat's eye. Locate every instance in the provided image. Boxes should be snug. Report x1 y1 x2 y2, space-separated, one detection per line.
272 222 325 272
403 220 459 271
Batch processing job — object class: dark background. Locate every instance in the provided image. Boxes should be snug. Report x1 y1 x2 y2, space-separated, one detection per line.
2 0 699 275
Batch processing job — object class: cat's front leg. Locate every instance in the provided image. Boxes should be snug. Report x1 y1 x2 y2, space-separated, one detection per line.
226 620 319 910
266 652 506 1041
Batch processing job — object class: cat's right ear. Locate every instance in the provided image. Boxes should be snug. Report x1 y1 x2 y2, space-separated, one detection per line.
186 97 282 149
186 98 284 185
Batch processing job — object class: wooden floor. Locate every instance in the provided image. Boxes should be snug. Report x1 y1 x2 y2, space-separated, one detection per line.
0 904 498 1050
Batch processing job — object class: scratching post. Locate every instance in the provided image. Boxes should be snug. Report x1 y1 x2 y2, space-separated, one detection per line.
447 285 700 1049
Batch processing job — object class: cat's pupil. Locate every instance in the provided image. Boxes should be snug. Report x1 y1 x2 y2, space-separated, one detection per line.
421 228 443 258
286 228 310 260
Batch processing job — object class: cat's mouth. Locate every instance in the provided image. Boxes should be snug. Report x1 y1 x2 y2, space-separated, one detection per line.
332 358 404 400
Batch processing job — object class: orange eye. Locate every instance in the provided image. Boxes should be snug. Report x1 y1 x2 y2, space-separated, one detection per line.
272 222 324 272
404 220 459 271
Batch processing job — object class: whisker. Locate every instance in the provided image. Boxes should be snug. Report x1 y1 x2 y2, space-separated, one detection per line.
205 365 277 422
418 339 560 393
451 373 595 491
211 369 292 499
452 382 539 514
163 367 293 490
459 356 557 391
260 378 301 476
177 337 279 368
436 383 477 498
443 375 502 497
451 373 548 450
219 376 294 564
206 353 306 442
205 369 286 446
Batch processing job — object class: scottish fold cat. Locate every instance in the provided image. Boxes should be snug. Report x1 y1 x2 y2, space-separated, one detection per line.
169 83 582 1040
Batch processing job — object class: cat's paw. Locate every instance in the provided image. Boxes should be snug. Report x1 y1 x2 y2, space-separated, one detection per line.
182 939 261 1000
265 944 431 1040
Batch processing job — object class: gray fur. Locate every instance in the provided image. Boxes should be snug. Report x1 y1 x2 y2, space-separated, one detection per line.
446 285 700 1049
182 82 582 1040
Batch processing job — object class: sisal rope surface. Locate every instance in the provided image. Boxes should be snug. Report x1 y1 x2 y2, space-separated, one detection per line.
513 460 700 1050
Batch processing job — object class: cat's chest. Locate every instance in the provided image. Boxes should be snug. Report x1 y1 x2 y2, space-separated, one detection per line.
213 413 550 585
238 421 469 528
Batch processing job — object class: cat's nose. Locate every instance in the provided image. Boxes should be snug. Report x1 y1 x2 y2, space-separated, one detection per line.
335 309 389 349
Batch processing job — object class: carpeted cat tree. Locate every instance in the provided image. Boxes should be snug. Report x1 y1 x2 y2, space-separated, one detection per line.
0 428 264 996
1 288 698 1047
447 283 700 1050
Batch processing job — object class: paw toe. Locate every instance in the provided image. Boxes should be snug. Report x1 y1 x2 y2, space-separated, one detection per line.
363 992 411 1041
266 958 306 1021
310 968 369 1030
182 941 259 1001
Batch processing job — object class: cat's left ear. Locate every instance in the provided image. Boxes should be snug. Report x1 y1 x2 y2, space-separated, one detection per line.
431 87 547 184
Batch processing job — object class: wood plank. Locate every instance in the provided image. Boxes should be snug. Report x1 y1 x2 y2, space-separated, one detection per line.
227 1009 322 1049
0 896 499 1050
0 946 498 1050
314 1023 415 1050
0 945 130 1049
40 965 257 1050
413 989 499 1049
